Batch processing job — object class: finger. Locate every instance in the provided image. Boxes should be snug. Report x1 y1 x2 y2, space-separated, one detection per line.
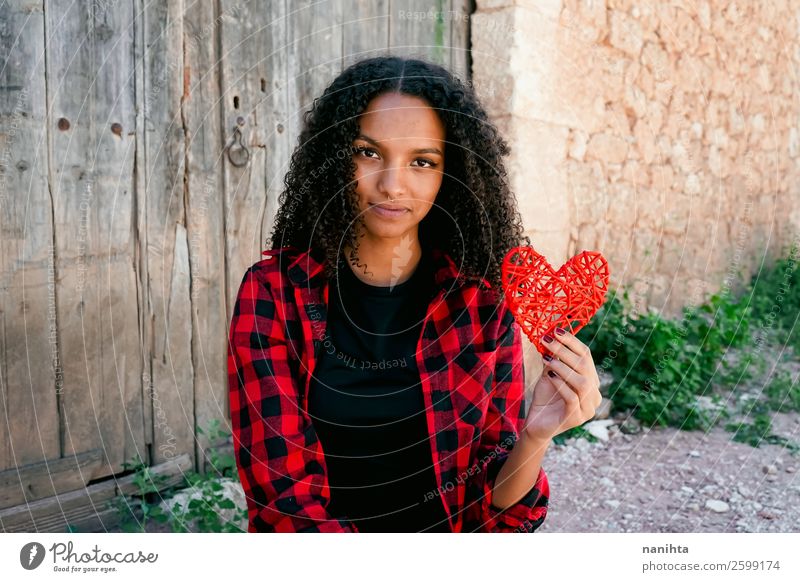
547 328 590 356
541 329 586 370
545 370 581 416
543 357 591 397
545 365 598 418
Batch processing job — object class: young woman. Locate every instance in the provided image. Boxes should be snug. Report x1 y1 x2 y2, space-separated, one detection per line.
227 56 602 533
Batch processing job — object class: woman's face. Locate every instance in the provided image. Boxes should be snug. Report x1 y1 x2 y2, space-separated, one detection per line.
350 92 446 242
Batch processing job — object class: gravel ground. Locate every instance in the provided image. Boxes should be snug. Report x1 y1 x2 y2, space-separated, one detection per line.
538 410 800 533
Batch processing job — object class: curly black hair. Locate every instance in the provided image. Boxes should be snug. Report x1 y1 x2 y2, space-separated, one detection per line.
268 55 530 304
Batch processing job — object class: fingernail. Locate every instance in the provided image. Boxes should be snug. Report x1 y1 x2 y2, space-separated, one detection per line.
543 354 553 361
547 370 557 378
555 327 566 336
543 334 554 343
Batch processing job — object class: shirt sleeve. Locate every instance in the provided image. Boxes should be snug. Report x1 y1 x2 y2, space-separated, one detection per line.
462 300 550 532
227 266 359 532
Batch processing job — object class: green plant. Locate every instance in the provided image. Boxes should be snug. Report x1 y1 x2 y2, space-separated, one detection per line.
108 421 247 533
107 454 172 533
579 291 717 431
198 419 238 478
724 401 800 454
552 424 599 446
745 244 800 355
577 242 799 449
762 368 800 413
165 471 247 533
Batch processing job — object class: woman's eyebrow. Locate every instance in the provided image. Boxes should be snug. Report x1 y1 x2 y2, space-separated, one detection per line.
356 134 443 156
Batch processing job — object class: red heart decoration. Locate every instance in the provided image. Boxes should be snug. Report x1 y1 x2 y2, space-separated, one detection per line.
501 246 610 355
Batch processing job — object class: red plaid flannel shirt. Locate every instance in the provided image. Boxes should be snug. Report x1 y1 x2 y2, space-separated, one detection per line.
227 245 549 532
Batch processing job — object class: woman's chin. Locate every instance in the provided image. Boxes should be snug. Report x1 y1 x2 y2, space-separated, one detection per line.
362 215 417 237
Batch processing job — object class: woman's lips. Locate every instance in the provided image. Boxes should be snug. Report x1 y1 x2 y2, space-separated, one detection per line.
369 203 409 218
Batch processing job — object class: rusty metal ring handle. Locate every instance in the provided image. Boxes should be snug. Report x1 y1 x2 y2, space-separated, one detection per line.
226 125 250 167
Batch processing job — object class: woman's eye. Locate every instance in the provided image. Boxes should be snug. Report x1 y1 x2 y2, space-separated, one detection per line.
355 147 437 168
414 158 437 168
356 146 378 159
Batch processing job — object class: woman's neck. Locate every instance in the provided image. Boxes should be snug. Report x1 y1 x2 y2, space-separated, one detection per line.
343 236 423 287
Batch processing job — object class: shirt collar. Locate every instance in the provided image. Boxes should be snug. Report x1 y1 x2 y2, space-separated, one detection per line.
263 245 491 292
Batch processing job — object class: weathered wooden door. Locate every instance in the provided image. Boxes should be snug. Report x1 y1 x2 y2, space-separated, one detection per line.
0 0 472 531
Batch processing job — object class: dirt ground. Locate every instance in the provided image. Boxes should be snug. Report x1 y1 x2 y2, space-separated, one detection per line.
538 410 800 533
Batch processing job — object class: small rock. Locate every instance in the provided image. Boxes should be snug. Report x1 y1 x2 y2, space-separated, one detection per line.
757 510 777 520
765 474 778 482
680 486 695 495
620 416 642 434
584 419 616 442
605 499 620 509
705 499 730 513
786 466 796 473
598 369 614 393
592 397 613 420
689 450 701 457
694 395 725 413
623 513 633 520
737 485 752 498
763 464 778 475
159 477 247 531
687 502 700 511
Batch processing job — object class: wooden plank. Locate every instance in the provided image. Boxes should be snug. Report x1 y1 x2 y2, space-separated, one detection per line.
342 0 391 71
0 453 191 532
450 0 472 80
138 0 195 468
0 0 60 473
181 0 227 466
132 0 153 459
0 478 118 532
220 0 271 324
46 0 143 479
0 449 104 510
114 452 192 496
152 221 194 465
258 0 290 289
286 0 344 158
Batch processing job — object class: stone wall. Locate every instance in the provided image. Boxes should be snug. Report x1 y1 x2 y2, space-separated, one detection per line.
472 0 800 319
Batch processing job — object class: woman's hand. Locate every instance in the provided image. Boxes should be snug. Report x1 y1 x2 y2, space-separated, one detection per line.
523 326 603 443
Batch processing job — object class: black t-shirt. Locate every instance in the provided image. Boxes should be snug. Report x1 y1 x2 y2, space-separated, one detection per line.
307 251 451 532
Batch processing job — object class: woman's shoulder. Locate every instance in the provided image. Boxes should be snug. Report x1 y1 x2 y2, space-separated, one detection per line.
238 246 307 291
249 245 304 271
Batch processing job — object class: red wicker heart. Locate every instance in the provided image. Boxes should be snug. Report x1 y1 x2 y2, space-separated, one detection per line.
501 246 610 355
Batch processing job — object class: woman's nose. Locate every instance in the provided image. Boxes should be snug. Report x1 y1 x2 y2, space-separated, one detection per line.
377 165 409 200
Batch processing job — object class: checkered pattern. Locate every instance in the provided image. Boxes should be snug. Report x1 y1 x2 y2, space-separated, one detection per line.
228 245 549 532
